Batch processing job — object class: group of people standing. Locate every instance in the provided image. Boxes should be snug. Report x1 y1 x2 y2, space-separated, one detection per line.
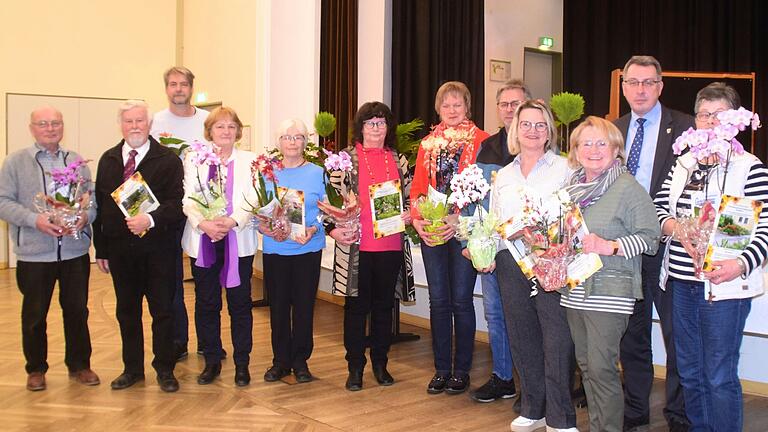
2 56 764 432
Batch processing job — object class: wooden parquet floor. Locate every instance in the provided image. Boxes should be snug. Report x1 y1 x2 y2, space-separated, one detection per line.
1 264 767 431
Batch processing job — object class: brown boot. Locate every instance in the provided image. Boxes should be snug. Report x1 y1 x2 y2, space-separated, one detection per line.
27 372 46 391
69 369 100 386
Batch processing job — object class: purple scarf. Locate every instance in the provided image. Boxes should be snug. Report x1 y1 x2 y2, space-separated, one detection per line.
195 160 240 288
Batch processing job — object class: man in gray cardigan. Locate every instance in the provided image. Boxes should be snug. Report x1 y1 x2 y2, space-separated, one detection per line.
0 106 99 391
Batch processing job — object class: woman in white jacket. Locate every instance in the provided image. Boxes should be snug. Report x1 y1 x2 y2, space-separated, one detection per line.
654 82 767 432
181 107 258 387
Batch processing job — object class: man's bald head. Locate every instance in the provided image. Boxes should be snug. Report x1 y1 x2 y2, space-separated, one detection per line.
29 106 64 151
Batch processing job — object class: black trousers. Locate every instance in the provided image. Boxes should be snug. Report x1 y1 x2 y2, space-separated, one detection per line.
344 250 402 371
263 251 322 371
108 245 175 374
190 241 254 367
17 254 92 374
620 251 687 425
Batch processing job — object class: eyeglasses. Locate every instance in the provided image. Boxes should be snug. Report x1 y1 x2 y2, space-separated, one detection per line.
623 78 661 89
518 121 548 132
579 140 609 149
32 120 63 129
695 111 724 122
497 100 523 111
363 120 387 130
280 134 306 143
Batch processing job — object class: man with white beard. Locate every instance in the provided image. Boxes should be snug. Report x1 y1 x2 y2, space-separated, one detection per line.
93 100 184 392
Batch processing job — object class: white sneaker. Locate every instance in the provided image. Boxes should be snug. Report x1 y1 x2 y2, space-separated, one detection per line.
510 416 547 432
546 427 579 432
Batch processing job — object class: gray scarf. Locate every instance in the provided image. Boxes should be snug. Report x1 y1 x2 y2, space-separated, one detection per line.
565 159 626 209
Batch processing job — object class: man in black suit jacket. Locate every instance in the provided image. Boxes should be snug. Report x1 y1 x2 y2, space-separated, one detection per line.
614 56 694 432
93 100 184 393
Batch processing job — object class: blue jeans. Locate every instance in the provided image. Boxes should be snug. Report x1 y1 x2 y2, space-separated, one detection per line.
480 271 514 380
421 238 477 376
671 279 751 432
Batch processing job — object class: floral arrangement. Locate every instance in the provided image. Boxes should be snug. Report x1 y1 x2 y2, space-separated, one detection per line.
672 107 761 160
243 154 289 240
34 159 92 239
157 132 190 157
421 125 474 193
674 201 716 278
549 92 585 152
317 149 360 243
448 164 498 269
505 190 581 294
187 141 228 220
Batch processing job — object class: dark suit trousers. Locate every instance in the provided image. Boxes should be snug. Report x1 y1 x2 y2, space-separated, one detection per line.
620 251 687 425
108 244 175 374
263 251 322 371
190 240 254 367
17 254 92 374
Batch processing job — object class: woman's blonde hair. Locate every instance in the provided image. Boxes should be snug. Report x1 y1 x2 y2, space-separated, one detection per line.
507 100 558 155
567 116 626 169
434 81 472 119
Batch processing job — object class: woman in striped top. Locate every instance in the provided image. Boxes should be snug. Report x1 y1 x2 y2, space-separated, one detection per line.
654 82 768 432
560 116 660 432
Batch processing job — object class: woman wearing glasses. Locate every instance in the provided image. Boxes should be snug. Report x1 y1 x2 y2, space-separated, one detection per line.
654 82 767 431
326 102 414 391
560 116 660 432
260 119 326 384
492 100 578 432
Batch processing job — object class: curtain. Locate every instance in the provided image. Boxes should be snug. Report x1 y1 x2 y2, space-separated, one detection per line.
320 0 358 150
564 0 768 159
392 0 485 131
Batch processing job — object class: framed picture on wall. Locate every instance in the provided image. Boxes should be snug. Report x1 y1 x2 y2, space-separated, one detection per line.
490 59 512 82
239 125 252 151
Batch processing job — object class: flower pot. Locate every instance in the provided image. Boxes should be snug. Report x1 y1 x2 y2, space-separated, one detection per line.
468 237 497 270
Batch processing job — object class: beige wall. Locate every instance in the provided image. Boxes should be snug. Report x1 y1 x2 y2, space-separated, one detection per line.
0 0 178 264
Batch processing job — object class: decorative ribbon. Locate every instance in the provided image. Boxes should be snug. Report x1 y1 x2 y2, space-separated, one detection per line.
195 160 240 288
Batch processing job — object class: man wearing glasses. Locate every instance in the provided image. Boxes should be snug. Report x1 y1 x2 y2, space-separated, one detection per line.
0 106 99 391
465 79 530 405
614 55 694 432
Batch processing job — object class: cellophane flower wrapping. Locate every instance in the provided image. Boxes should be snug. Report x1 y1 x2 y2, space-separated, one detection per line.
449 164 498 268
673 200 716 278
34 159 91 239
188 142 229 220
244 154 289 240
415 195 449 246
317 150 360 243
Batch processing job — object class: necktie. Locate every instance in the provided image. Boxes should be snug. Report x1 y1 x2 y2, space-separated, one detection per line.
627 118 646 176
123 149 138 181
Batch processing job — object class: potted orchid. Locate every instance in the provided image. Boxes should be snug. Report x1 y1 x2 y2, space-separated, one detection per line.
243 153 289 240
34 158 92 239
187 141 228 220
671 107 762 276
448 164 499 269
316 149 360 243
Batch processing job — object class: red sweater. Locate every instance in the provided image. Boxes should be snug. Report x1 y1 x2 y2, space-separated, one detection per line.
410 120 489 219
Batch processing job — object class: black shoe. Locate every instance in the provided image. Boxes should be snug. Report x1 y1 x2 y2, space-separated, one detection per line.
197 363 222 385
263 365 291 382
345 369 363 391
294 368 313 383
512 396 522 414
372 365 394 386
669 418 689 432
427 373 449 394
174 343 188 362
234 365 251 387
110 372 145 390
470 374 516 402
196 347 227 358
623 417 649 432
157 371 179 392
445 374 470 394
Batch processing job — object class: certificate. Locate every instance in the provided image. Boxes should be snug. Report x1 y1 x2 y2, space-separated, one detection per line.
277 186 306 239
703 194 763 271
111 172 160 237
369 179 405 239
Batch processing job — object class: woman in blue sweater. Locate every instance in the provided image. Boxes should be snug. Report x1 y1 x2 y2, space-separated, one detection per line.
259 118 326 384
